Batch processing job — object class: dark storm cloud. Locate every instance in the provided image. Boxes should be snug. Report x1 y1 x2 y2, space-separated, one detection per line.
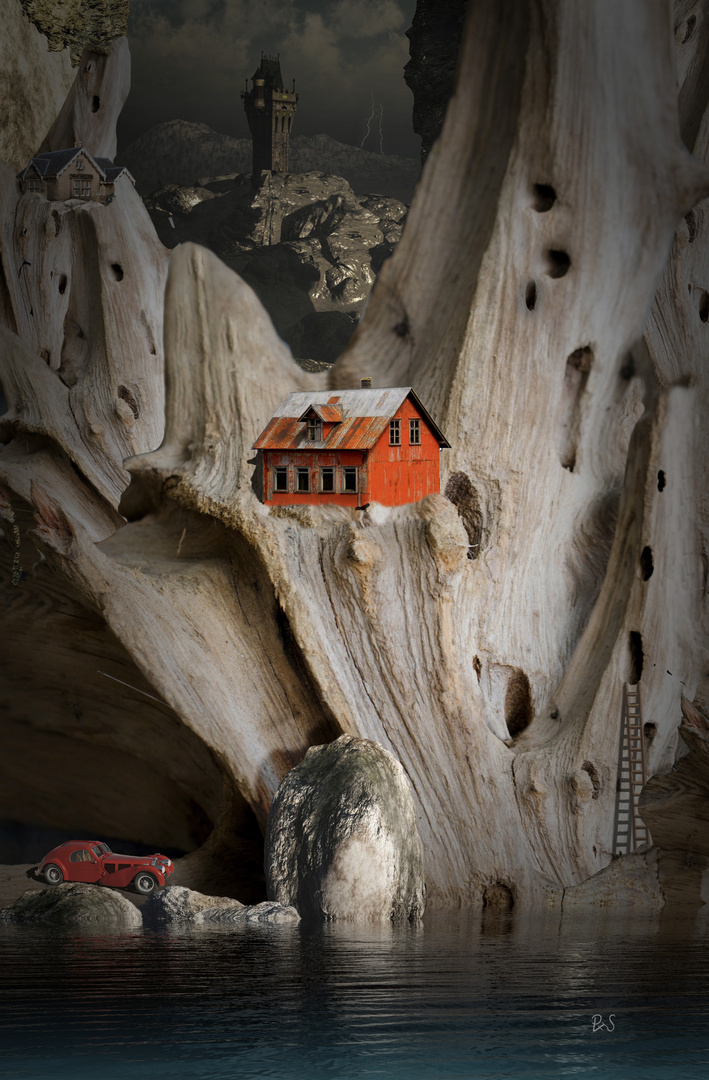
118 0 419 157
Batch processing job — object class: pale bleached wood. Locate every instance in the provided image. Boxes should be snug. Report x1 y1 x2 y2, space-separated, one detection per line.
2 6 709 909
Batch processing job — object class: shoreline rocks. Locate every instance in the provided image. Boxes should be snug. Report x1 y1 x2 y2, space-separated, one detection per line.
0 882 142 929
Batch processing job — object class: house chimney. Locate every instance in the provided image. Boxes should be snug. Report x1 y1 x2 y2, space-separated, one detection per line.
361 376 372 388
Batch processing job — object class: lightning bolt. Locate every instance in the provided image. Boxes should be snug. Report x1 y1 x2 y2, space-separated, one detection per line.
361 92 376 149
377 103 384 154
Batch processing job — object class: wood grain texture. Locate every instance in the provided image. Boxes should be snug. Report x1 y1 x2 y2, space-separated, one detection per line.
1 6 708 909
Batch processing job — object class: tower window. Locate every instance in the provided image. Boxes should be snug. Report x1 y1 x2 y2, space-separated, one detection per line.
389 419 401 445
28 179 40 192
296 468 310 492
343 467 358 493
307 417 322 441
320 467 335 492
273 467 288 492
409 419 421 445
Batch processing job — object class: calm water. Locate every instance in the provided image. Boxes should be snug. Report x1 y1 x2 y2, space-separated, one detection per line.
1 908 708 1079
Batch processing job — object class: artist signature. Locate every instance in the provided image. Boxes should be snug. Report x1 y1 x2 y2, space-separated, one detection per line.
591 1014 616 1032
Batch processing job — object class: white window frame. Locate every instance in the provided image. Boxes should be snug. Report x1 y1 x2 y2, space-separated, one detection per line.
80 179 91 198
409 418 421 445
72 179 81 197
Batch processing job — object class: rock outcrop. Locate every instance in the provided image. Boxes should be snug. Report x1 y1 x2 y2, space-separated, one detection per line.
404 0 469 161
141 886 299 926
0 882 142 928
1 0 75 169
19 0 129 66
146 172 407 367
265 736 426 923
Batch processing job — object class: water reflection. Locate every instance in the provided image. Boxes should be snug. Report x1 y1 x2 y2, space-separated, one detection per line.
1 908 707 1079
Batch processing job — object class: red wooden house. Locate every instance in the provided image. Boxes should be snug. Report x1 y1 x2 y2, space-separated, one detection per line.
253 382 450 507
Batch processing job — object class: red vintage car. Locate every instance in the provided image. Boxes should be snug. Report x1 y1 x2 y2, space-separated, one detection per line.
33 841 174 895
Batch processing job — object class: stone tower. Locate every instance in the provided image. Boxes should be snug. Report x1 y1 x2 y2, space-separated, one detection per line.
241 54 298 178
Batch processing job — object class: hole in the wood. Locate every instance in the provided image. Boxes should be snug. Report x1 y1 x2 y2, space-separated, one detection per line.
628 631 644 684
58 274 67 295
556 345 593 471
86 62 92 72
619 353 635 380
682 14 697 42
111 263 124 281
525 281 537 310
581 760 600 799
504 669 533 738
482 881 514 912
40 348 51 365
51 211 62 237
699 290 709 322
532 183 556 212
657 470 666 491
77 327 85 339
644 722 656 742
640 546 654 581
117 384 139 419
685 211 698 243
92 95 100 112
547 249 570 278
473 655 482 682
444 472 483 559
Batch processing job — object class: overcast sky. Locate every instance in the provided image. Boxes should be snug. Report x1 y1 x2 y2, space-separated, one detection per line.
117 0 420 158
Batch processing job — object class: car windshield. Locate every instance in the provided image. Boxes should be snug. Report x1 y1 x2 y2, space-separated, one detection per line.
93 844 111 857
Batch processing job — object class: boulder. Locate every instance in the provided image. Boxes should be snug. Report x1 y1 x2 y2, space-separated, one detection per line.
141 886 299 926
0 882 142 928
265 735 426 922
196 901 300 926
141 884 244 925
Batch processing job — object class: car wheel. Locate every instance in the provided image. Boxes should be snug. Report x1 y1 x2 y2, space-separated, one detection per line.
133 872 158 895
44 864 64 886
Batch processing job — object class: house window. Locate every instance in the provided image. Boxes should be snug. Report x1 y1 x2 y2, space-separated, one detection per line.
342 467 358 493
320 467 335 492
28 179 40 193
80 179 91 198
307 417 322 442
73 180 81 197
76 159 84 171
273 467 288 493
409 418 421 445
389 419 401 445
296 467 310 492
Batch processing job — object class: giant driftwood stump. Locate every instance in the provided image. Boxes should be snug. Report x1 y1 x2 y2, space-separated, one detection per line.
1 2 709 909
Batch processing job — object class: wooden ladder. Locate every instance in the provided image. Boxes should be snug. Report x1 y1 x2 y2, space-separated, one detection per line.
612 683 651 855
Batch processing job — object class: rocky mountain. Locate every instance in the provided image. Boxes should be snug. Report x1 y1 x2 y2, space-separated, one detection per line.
118 120 420 203
405 0 469 161
146 170 408 367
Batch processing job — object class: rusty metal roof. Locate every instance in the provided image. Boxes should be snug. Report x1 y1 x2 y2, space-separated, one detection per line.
299 404 343 423
253 387 450 451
